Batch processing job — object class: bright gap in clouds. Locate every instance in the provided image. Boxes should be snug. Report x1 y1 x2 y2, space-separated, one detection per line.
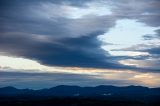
98 19 159 56
97 19 160 70
0 55 105 75
0 56 45 71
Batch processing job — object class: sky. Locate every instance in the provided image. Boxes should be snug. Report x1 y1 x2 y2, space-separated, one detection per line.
0 0 160 89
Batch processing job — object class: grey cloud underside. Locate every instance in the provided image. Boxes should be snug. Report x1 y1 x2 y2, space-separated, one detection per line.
0 0 160 72
0 0 121 69
0 31 130 69
0 0 116 68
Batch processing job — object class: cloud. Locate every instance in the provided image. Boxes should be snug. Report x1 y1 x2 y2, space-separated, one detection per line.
0 70 160 89
114 41 160 71
0 0 115 38
0 0 118 69
0 32 117 69
143 35 157 40
0 0 160 73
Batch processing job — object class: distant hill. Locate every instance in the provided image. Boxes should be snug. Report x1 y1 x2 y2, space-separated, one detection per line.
0 85 160 98
0 85 160 106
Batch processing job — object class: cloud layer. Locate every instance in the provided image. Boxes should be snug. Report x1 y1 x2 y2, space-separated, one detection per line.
0 0 160 88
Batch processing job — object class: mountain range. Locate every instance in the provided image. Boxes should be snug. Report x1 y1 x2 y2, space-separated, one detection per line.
0 85 160 106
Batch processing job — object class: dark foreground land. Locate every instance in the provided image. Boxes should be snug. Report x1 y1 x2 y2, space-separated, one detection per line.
0 97 160 106
0 85 160 106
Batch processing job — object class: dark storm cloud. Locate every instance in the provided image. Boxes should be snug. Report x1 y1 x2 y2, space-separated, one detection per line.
0 30 154 71
0 30 126 69
0 0 121 69
0 0 160 72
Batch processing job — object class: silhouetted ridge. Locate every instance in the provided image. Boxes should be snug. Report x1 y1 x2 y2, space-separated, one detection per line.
0 85 160 98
